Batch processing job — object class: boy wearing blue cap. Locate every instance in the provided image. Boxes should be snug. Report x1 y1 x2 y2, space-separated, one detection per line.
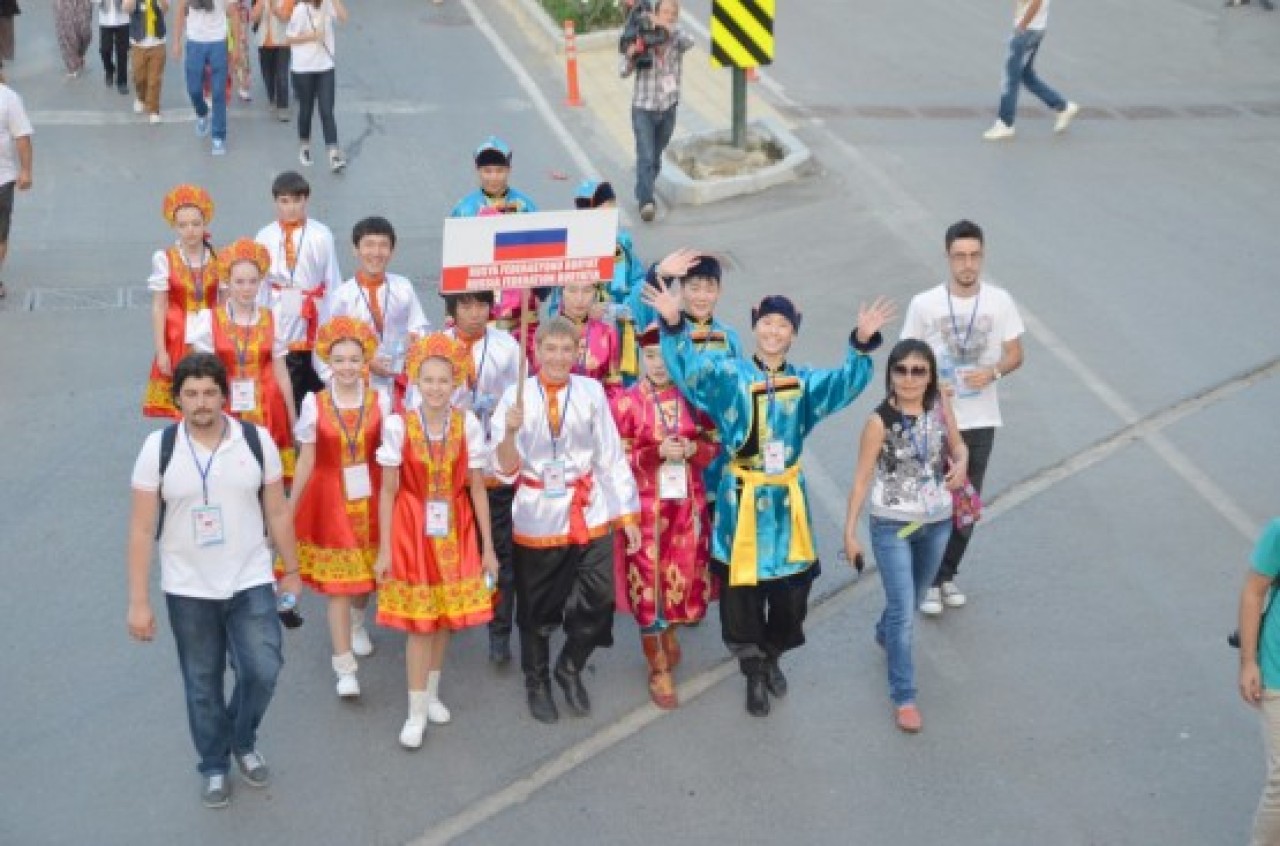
644 262 896 717
449 136 537 217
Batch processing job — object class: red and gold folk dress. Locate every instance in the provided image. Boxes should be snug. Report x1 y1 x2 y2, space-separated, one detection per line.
141 245 220 418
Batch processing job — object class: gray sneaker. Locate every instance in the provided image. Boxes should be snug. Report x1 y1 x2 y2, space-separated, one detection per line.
202 774 231 808
233 750 270 788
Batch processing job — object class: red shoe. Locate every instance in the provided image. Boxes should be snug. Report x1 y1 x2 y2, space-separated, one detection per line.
895 703 922 733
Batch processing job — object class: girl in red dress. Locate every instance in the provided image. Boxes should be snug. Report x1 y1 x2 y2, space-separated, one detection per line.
291 317 390 698
188 238 297 479
142 184 222 419
375 333 500 749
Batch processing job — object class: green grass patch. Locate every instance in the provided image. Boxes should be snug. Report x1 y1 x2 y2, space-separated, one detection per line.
538 0 628 32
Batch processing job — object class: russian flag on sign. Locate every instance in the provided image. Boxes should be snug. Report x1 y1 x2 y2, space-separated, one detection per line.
494 228 568 262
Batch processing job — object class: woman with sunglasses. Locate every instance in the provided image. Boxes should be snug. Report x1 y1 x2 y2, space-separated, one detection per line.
844 338 967 733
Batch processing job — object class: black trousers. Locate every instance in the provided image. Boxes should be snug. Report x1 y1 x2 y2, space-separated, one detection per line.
486 485 517 638
292 68 337 146
717 564 817 665
934 426 996 585
513 534 615 662
99 24 129 83
284 350 324 414
258 46 290 109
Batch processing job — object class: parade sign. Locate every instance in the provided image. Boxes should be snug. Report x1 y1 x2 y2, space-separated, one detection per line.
440 208 618 293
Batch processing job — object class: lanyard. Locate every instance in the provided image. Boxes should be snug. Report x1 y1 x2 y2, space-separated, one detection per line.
358 282 388 339
762 362 783 439
185 418 229 506
179 245 208 305
469 331 490 401
329 387 367 465
574 320 593 373
418 408 449 497
281 222 307 284
651 381 679 436
538 380 572 459
226 304 255 372
902 410 931 467
945 288 981 357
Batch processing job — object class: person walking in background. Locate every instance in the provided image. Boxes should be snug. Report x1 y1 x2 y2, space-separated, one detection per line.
844 340 967 733
286 0 346 172
982 0 1079 141
0 1 19 72
172 0 239 156
230 0 252 100
55 0 94 78
1239 520 1280 845
252 0 292 121
124 0 168 124
96 0 131 94
0 69 31 301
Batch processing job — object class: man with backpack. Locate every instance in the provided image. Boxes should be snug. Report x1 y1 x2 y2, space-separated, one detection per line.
126 352 301 809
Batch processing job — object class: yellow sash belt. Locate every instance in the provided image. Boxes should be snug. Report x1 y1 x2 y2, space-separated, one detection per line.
618 317 637 378
727 462 815 587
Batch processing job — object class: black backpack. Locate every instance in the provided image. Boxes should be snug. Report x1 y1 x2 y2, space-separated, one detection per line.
155 420 266 540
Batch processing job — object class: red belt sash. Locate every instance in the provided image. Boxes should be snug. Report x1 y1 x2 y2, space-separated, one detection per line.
519 471 595 545
271 282 326 350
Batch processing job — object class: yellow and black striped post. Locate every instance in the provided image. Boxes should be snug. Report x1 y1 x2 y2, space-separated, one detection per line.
710 0 775 148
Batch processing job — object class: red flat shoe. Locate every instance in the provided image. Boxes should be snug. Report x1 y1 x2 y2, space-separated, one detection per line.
895 703 922 733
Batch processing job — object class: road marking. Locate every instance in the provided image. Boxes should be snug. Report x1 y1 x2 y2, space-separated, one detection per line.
27 100 442 127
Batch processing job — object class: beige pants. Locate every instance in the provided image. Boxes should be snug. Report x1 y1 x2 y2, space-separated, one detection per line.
131 43 165 116
1253 691 1280 845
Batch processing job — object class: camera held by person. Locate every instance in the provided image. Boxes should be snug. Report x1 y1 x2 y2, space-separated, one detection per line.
619 0 670 71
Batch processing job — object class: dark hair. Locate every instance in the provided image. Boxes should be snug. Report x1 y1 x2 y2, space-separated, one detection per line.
944 219 984 251
171 352 228 400
884 339 940 412
443 290 496 317
271 170 311 199
352 216 397 249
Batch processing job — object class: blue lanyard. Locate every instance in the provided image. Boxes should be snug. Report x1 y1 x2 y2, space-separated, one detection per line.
179 245 209 305
329 387 367 464
185 418 229 506
762 363 782 439
538 380 572 459
651 381 679 436
469 331 490 403
226 304 255 372
945 288 981 357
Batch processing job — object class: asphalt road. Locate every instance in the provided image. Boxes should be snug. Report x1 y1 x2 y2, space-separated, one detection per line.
1 1 1277 844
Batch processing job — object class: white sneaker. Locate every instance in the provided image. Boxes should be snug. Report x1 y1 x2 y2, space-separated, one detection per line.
133 99 145 114
351 624 373 657
149 113 162 125
399 717 427 749
982 120 1016 141
299 146 313 167
336 672 360 698
920 587 944 616
1054 101 1080 134
940 581 967 608
426 698 452 725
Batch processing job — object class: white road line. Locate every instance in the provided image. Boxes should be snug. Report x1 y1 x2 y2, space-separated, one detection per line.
27 101 441 126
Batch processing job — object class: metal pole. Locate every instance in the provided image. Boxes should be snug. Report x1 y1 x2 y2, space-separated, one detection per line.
731 67 748 149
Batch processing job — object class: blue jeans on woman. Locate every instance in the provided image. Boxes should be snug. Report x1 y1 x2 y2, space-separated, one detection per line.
632 105 677 207
870 516 951 706
997 28 1066 127
166 584 283 776
183 38 228 142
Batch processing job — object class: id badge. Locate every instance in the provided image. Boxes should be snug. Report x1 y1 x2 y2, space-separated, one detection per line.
659 73 678 96
380 341 405 376
192 505 225 547
278 286 303 320
658 462 688 501
542 459 567 498
953 366 982 399
425 500 450 538
342 464 372 501
919 478 949 517
763 440 786 476
230 379 257 413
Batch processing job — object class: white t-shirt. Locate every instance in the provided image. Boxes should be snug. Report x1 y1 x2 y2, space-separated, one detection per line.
97 0 131 27
1015 0 1051 30
900 281 1025 430
294 385 391 444
131 417 284 600
287 1 337 74
0 85 32 187
375 410 490 472
184 0 230 43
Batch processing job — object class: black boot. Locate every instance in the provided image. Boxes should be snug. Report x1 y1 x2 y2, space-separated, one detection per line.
489 630 512 666
763 654 788 698
554 648 592 717
520 633 558 724
742 658 770 717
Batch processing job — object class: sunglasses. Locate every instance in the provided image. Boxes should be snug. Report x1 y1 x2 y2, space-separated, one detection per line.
891 364 930 378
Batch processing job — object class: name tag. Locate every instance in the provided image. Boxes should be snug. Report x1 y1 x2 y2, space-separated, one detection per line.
659 73 678 96
342 464 372 501
230 379 257 413
763 440 786 476
542 459 567 498
472 392 497 420
658 462 688 501
919 478 949 518
278 286 303 320
192 505 225 547
379 341 405 375
953 366 983 399
425 499 450 538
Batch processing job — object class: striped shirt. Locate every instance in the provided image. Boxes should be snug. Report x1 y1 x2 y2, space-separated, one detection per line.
620 29 695 112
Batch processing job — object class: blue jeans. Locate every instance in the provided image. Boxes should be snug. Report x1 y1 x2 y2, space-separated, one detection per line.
870 516 951 706
997 29 1066 126
632 105 677 206
184 38 228 141
166 584 283 776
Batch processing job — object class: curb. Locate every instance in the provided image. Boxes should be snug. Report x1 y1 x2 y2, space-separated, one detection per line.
508 0 623 53
657 116 813 206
